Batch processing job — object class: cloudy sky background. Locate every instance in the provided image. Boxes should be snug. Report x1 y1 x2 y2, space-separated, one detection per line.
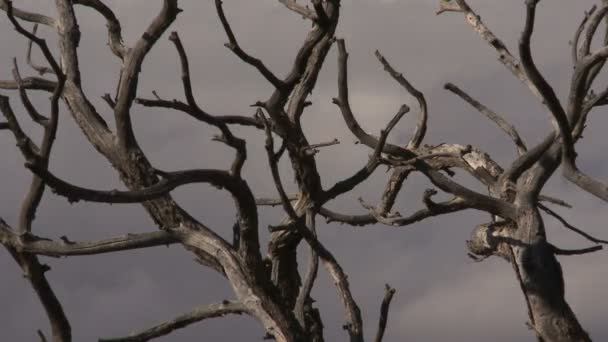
1 0 607 341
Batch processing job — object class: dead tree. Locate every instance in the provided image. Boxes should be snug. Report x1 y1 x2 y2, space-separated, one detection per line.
0 0 607 341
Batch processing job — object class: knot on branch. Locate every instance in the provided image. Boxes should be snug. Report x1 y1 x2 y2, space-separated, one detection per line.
467 221 517 261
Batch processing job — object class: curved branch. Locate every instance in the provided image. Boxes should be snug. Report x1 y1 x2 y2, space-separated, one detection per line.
322 104 410 203
444 82 526 155
334 39 516 220
73 0 128 59
99 301 247 342
375 51 427 149
572 5 597 65
359 190 470 227
0 226 178 257
262 114 364 342
0 77 56 91
114 0 181 148
446 0 543 101
374 285 396 342
519 0 573 164
215 0 284 89
26 25 55 76
277 0 316 21
552 245 602 256
0 0 56 27
27 164 248 205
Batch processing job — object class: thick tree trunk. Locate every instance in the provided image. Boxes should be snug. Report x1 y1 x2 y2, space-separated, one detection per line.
468 216 591 342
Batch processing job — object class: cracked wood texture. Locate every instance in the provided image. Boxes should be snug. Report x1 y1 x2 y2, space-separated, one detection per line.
0 0 607 341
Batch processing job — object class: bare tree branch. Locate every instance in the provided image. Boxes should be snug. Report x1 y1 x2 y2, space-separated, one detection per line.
441 0 544 101
25 25 54 76
0 224 178 257
163 31 248 175
374 284 396 342
1 219 71 342
261 113 364 342
444 82 527 155
0 77 56 91
322 104 410 203
571 5 597 65
360 192 470 227
334 38 517 221
12 60 49 125
277 0 316 21
99 301 247 342
26 165 248 205
375 51 427 149
114 0 181 149
552 244 602 256
0 0 56 27
539 204 608 245
73 0 128 59
37 329 48 342
215 0 284 89
294 209 320 327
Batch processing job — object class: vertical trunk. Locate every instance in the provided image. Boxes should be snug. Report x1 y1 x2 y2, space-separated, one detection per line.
513 209 591 342
468 216 591 342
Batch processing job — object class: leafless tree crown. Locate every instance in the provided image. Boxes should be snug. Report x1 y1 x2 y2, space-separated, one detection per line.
1 0 607 341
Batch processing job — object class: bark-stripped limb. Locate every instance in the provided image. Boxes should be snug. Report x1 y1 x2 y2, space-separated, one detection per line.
444 82 527 155
277 0 316 21
4 4 66 234
136 97 263 128
0 77 56 92
374 285 396 342
27 164 255 206
577 4 608 65
168 31 246 175
321 104 410 203
54 0 115 157
293 209 320 329
13 61 49 125
261 114 364 342
519 0 574 162
135 30 263 266
5 3 62 76
1 8 70 336
571 5 597 65
11 62 64 234
375 51 427 149
0 219 71 342
334 38 516 221
359 191 470 227
579 4 608 95
26 25 55 76
73 0 127 59
539 204 608 245
0 223 179 258
438 0 543 101
321 141 503 227
215 0 284 89
99 301 247 342
114 0 181 149
562 161 608 202
28 162 262 269
0 95 40 160
138 31 249 176
0 0 56 27
552 245 602 256
561 4 608 202
278 0 316 20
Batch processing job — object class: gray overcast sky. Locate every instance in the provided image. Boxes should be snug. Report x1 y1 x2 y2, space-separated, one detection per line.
1 0 608 341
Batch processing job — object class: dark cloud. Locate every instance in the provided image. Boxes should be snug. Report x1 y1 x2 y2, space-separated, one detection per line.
1 0 607 341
